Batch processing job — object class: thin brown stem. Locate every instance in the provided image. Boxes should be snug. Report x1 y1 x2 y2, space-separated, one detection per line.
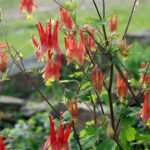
108 64 115 130
72 123 83 150
122 0 137 39
92 0 108 44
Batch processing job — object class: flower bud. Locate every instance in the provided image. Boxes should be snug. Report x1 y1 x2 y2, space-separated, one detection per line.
106 125 114 139
91 64 103 93
67 98 78 117
108 13 118 33
117 39 133 58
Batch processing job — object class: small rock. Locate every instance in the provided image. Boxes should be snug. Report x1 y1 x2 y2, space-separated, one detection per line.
127 29 150 44
0 96 25 111
20 102 48 117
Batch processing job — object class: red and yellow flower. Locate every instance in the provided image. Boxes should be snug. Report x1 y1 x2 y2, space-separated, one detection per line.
117 39 133 58
108 13 118 33
40 51 62 85
64 31 84 65
137 91 150 123
91 65 103 93
84 25 96 52
32 20 61 56
59 7 73 30
116 72 128 99
67 98 78 117
18 0 37 20
139 63 150 88
42 113 74 150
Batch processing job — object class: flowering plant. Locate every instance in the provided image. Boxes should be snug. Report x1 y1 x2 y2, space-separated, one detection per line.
0 0 150 149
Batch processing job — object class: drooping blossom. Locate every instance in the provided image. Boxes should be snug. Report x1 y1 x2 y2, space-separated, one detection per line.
117 39 133 58
139 63 150 87
91 64 103 93
137 91 150 123
0 136 5 150
68 98 78 117
0 52 8 73
32 20 61 56
116 72 128 99
59 7 73 30
84 25 96 52
42 113 74 150
108 13 118 33
64 31 84 65
0 43 7 50
40 51 62 83
18 0 37 20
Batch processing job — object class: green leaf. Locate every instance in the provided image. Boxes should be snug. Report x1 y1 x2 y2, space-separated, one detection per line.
83 17 98 22
125 127 136 142
111 58 119 65
64 89 75 99
119 128 126 144
100 91 109 105
80 80 91 90
60 79 79 84
24 70 33 74
92 20 108 26
130 78 140 87
81 135 98 150
78 93 91 101
119 127 136 143
70 11 77 24
69 71 83 78
83 17 107 25
137 134 150 144
120 116 135 128
65 1 73 10
85 126 97 136
79 130 86 138
62 111 71 122
96 140 117 150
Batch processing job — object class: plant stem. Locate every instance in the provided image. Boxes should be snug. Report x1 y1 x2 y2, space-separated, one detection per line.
108 64 115 130
122 0 137 39
92 0 108 44
72 123 83 150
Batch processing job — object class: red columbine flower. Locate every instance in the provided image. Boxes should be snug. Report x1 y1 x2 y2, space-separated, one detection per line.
91 65 103 93
32 20 61 56
117 39 133 58
68 98 78 117
59 7 73 30
18 0 37 20
108 13 118 33
64 31 84 65
139 63 150 87
0 52 8 73
0 136 5 150
40 51 62 83
84 25 96 52
137 91 150 123
116 72 128 99
42 113 74 150
0 43 7 50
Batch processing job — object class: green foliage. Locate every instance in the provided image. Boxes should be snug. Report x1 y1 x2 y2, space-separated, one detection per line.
64 89 75 99
96 140 117 150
